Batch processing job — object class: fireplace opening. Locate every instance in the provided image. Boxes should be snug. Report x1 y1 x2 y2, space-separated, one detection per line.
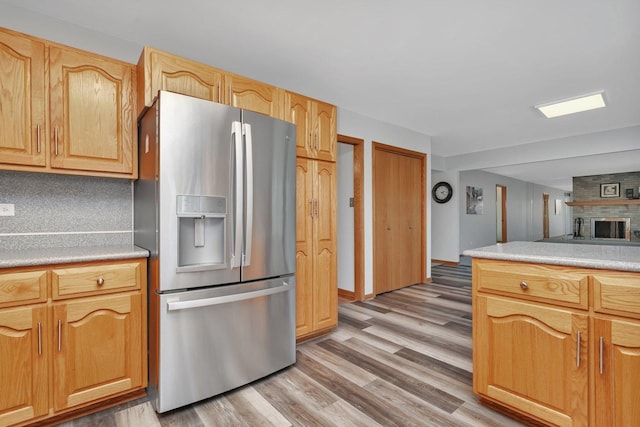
590 217 631 241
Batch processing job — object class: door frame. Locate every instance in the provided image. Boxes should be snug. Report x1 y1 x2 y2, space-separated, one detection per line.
372 141 426 296
496 184 507 243
543 193 550 239
337 134 364 301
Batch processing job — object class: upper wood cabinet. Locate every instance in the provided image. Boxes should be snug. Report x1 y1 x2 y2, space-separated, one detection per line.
226 73 284 119
137 46 224 113
0 29 46 167
313 100 337 161
0 27 137 179
137 46 284 119
285 91 336 161
49 46 136 176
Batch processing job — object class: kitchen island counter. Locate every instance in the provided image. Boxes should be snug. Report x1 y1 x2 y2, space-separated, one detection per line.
466 241 640 426
0 244 149 268
463 240 640 272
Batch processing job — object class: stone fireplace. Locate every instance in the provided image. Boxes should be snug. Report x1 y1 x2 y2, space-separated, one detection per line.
571 172 640 243
590 217 631 240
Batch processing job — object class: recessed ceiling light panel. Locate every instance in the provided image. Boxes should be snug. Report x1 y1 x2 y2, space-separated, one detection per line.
535 91 606 118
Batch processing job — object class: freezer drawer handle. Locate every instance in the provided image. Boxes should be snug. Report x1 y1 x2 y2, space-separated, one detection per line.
167 282 291 311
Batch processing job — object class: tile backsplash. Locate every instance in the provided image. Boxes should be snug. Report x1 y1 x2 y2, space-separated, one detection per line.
0 171 133 250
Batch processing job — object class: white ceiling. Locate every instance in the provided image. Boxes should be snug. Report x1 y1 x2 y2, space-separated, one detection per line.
3 0 639 190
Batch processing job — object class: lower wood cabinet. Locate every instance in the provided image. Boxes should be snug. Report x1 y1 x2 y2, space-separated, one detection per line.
52 292 144 411
0 305 49 426
474 295 589 426
0 258 147 427
593 316 640 426
472 258 640 427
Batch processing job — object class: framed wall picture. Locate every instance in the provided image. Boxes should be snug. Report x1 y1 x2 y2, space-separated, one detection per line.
626 188 635 199
600 182 620 198
466 186 483 214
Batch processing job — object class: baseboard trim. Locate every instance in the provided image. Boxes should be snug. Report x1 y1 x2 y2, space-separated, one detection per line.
431 259 460 266
338 288 355 300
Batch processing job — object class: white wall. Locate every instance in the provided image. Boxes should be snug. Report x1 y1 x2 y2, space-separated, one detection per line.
337 143 355 292
338 109 432 296
431 170 460 262
458 170 569 252
0 4 140 63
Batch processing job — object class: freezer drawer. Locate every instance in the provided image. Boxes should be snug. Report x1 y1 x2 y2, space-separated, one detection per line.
153 276 296 413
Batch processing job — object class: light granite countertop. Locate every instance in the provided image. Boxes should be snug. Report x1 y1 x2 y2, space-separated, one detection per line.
0 244 149 269
462 241 640 272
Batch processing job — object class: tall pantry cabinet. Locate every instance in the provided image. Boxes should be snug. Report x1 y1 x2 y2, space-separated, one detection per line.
286 90 338 340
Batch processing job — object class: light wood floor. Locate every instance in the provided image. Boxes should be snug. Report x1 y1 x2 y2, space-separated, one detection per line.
57 263 525 427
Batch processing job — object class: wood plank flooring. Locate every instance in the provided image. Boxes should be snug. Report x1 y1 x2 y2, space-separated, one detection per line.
56 263 525 427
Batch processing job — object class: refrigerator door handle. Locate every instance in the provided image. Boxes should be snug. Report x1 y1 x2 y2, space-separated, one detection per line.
166 282 291 311
232 121 244 268
243 123 253 266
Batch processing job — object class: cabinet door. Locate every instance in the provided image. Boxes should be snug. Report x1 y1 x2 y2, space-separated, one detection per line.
140 47 224 112
227 74 283 119
0 30 46 167
285 93 336 161
312 100 336 162
474 295 588 426
49 46 135 176
286 92 313 158
295 158 314 337
0 305 48 426
53 292 143 411
594 317 640 426
313 160 337 331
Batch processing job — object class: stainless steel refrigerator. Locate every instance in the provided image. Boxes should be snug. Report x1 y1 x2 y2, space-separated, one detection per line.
134 91 296 413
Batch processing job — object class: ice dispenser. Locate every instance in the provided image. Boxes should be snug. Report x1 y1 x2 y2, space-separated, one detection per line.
176 195 227 271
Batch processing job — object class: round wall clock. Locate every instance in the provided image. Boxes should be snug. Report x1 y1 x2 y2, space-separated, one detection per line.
432 181 453 203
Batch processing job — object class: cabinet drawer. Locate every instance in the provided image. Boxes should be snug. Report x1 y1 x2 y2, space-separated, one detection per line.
0 270 47 307
593 271 640 318
474 259 588 308
52 261 141 299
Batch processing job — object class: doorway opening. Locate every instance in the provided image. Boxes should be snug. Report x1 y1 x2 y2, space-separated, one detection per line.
336 134 364 302
496 184 507 243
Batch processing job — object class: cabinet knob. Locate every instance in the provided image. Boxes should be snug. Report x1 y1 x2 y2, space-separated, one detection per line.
97 277 105 286
519 281 528 290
